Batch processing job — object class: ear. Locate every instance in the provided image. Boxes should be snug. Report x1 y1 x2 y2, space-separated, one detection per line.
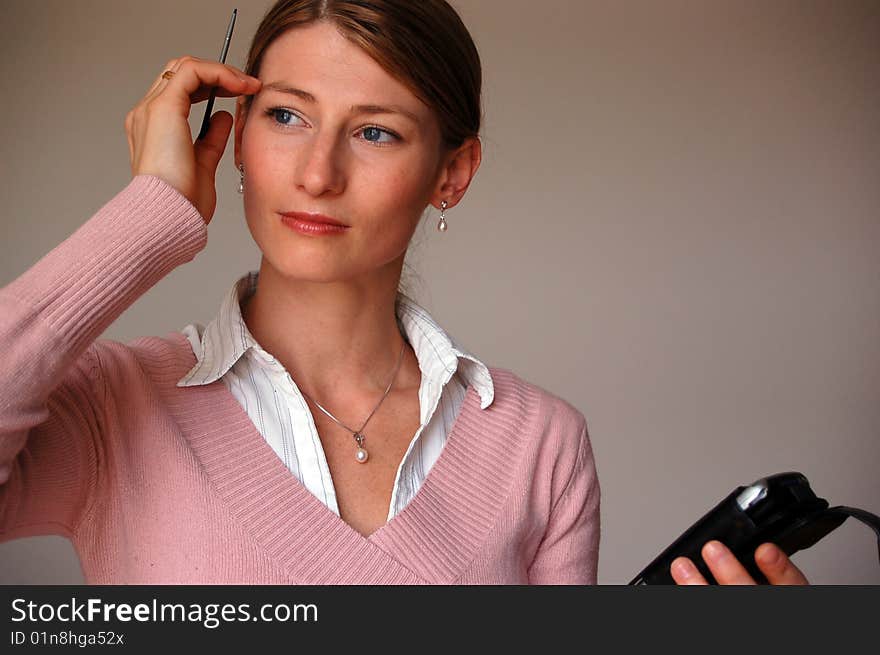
429 136 482 210
233 96 249 169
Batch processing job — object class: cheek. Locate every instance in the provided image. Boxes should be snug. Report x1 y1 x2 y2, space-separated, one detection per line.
242 132 283 184
354 173 429 247
241 145 289 226
364 158 435 212
240 146 276 242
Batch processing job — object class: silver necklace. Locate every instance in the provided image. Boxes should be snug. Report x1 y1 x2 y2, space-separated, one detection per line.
297 341 407 464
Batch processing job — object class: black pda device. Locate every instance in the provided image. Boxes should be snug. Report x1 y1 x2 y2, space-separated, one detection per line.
630 471 880 584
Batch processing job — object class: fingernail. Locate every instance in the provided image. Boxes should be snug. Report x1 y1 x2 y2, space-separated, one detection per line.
672 558 694 579
759 544 781 565
704 540 725 561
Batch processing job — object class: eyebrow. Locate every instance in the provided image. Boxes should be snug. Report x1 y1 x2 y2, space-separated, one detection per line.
261 82 421 124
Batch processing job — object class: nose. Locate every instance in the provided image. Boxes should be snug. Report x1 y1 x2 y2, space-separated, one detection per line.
294 131 346 197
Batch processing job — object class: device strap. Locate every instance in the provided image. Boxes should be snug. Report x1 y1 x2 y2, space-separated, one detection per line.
826 506 880 566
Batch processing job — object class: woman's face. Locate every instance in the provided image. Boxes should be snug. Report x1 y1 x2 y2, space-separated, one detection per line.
235 21 446 284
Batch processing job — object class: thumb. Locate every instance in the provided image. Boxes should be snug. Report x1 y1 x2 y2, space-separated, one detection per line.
194 110 234 176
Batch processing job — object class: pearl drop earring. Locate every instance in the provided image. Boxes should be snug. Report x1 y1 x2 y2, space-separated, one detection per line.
437 200 448 232
238 164 244 194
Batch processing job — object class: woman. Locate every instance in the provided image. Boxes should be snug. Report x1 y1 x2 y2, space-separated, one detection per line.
0 0 804 585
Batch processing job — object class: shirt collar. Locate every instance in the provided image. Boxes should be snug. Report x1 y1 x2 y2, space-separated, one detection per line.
177 272 494 409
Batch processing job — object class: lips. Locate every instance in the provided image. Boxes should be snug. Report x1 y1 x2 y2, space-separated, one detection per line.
280 212 349 227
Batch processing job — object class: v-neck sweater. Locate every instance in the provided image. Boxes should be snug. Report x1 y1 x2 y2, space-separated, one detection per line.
0 176 601 584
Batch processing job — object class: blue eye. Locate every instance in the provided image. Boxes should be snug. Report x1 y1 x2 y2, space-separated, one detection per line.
264 107 400 146
268 108 302 126
360 126 397 145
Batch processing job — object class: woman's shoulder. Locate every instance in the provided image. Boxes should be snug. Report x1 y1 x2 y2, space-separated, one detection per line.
482 366 597 504
485 365 588 432
86 331 196 386
483 365 591 471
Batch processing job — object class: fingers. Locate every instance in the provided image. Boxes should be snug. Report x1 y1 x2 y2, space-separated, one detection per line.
754 542 809 585
670 541 809 585
194 110 234 175
151 56 261 108
145 57 181 97
138 56 259 112
671 541 758 585
699 540 757 584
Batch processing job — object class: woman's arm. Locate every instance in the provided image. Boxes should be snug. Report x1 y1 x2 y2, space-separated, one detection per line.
0 56 259 540
527 420 601 585
0 176 206 539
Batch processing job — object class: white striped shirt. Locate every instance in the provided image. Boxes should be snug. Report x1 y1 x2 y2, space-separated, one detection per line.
177 272 494 521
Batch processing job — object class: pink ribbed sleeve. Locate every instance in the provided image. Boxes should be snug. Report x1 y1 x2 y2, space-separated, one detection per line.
0 176 207 539
526 419 601 584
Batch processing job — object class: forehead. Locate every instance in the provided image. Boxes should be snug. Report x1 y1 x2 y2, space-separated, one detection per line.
258 21 429 117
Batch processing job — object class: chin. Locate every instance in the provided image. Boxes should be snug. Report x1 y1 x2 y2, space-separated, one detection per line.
264 253 355 285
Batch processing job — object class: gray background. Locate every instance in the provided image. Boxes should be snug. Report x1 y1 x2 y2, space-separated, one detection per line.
1 0 878 584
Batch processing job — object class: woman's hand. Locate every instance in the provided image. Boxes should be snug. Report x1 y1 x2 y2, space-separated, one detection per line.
125 56 261 224
670 541 809 585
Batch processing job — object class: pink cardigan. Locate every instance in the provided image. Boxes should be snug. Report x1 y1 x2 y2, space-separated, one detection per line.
0 176 600 584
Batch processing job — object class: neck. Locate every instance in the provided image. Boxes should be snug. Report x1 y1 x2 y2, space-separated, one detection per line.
241 257 419 403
